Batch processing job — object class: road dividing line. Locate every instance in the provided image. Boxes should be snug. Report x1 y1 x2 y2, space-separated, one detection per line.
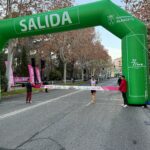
85 102 92 106
0 90 82 120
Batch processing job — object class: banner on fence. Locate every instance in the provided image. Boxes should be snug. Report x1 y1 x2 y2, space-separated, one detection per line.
14 77 29 83
35 67 42 83
28 65 34 84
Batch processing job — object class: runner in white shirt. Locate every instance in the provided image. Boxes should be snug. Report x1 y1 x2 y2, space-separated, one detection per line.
90 76 97 104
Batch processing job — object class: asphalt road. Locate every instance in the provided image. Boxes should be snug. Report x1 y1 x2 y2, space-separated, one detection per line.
0 78 150 150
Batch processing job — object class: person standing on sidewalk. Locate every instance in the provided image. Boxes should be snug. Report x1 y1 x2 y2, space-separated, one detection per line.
90 76 97 104
26 79 33 104
117 76 122 86
119 75 128 108
44 77 48 93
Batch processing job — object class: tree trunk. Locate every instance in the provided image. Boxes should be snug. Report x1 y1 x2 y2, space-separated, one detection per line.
81 68 84 81
63 62 67 84
6 41 14 91
92 68 96 77
6 39 17 91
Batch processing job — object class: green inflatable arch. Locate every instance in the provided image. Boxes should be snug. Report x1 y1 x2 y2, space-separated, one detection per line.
0 0 149 105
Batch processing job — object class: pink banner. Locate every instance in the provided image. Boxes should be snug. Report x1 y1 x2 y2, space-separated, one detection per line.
102 86 119 91
28 65 34 84
5 61 14 86
35 67 41 83
14 77 29 83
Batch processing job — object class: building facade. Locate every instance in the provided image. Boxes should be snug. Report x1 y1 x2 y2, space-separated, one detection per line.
111 57 122 77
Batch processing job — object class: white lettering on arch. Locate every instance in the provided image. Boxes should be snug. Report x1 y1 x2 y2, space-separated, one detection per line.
37 17 46 29
62 11 72 25
20 19 27 32
50 14 60 27
29 18 38 31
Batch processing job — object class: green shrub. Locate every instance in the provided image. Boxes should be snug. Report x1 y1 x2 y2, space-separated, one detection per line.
49 70 62 80
1 75 8 92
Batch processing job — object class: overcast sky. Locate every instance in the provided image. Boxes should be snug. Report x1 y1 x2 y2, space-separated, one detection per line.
74 0 123 60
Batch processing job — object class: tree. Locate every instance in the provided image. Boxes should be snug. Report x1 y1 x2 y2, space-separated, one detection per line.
70 28 111 80
30 0 74 83
0 51 7 76
0 0 74 87
68 28 95 80
123 0 150 23
0 51 7 91
0 0 112 84
14 45 28 76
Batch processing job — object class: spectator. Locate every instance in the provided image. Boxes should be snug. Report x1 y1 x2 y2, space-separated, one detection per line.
117 76 122 86
44 77 48 93
26 79 33 104
119 75 128 108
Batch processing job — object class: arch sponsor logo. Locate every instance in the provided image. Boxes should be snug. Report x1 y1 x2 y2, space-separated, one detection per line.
108 15 134 25
107 15 115 25
131 59 144 68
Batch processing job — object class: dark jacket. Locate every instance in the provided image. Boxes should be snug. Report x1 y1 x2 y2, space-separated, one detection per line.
26 82 32 92
117 78 122 86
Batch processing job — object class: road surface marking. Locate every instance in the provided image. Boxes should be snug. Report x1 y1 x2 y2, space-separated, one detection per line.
0 90 82 120
85 102 91 106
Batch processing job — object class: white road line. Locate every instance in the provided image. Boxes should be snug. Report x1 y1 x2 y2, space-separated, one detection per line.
0 90 82 120
85 102 91 106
